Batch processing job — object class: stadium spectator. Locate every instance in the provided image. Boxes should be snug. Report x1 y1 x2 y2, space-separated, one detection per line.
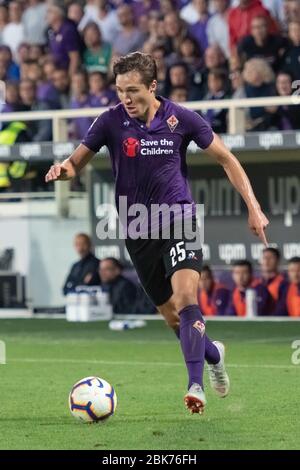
177 35 203 72
83 22 112 74
164 62 201 101
141 10 162 53
188 0 210 53
1 81 25 113
22 0 47 46
243 57 276 131
202 67 229 133
283 0 300 29
163 11 187 55
19 78 52 142
70 70 94 140
227 260 272 316
63 233 100 296
28 44 44 62
0 45 20 81
48 67 71 109
281 20 300 80
67 2 85 27
78 0 120 44
150 44 167 95
98 257 138 314
112 4 145 56
228 0 278 53
2 1 25 60
229 65 247 99
199 44 228 98
47 1 82 76
237 15 288 71
181 0 209 25
207 0 230 58
0 4 8 44
260 247 287 314
198 265 230 315
271 71 300 130
88 71 118 106
169 85 188 102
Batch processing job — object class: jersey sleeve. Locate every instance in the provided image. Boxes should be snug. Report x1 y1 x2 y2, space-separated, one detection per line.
81 110 109 153
183 109 214 149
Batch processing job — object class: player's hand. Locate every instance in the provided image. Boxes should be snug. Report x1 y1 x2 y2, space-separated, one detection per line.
45 162 74 183
248 207 269 246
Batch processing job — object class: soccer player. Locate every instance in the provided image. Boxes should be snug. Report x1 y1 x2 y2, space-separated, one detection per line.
45 52 269 414
198 265 230 316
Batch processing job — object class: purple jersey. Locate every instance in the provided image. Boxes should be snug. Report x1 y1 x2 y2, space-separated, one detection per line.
82 96 213 230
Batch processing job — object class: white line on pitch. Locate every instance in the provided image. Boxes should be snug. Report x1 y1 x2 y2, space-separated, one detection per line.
7 358 299 369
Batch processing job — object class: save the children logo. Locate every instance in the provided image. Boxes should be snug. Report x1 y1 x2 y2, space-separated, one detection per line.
122 138 140 157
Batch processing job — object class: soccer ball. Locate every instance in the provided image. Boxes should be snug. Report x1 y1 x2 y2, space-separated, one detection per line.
69 376 117 423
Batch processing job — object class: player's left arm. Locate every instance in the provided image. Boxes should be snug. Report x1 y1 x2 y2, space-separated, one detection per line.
204 133 269 246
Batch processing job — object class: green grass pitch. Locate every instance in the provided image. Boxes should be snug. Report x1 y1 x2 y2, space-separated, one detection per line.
0 319 299 450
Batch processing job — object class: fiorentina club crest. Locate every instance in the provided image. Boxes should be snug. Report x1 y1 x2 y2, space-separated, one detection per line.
122 137 140 157
193 320 206 337
167 114 179 132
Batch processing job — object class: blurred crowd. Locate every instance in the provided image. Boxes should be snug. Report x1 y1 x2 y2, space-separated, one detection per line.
0 0 300 141
64 234 300 316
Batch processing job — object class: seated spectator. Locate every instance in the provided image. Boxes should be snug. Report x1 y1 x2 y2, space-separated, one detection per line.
169 86 188 102
2 1 25 60
281 21 300 80
150 44 167 95
83 22 112 74
198 265 230 315
88 71 118 107
67 2 84 27
188 0 210 53
227 260 272 316
99 257 137 314
1 81 27 113
181 0 209 26
43 67 71 109
113 4 146 56
142 10 162 54
177 35 203 72
0 45 20 81
47 1 82 76
202 68 229 133
228 0 278 54
0 5 8 44
270 71 300 130
237 15 288 71
243 58 276 131
207 0 230 59
22 0 47 46
163 12 188 55
19 79 52 141
199 45 228 98
285 257 300 316
229 65 247 99
70 70 94 140
260 247 287 314
78 0 120 45
63 233 100 296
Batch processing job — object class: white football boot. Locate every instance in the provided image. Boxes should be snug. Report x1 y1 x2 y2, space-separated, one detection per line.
207 341 230 398
184 383 207 415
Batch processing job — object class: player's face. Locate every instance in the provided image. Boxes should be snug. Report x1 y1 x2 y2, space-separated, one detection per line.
233 266 251 288
116 71 156 120
200 271 213 292
74 236 90 259
288 262 300 284
261 251 278 273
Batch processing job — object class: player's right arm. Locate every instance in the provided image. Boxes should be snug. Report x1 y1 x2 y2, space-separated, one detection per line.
45 144 95 182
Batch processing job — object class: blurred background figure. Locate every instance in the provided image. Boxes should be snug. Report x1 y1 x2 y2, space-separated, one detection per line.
227 260 272 316
198 265 230 315
63 233 100 296
260 247 287 314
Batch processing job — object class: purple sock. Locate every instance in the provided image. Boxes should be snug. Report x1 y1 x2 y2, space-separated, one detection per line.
179 305 206 389
205 336 220 364
174 328 220 365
